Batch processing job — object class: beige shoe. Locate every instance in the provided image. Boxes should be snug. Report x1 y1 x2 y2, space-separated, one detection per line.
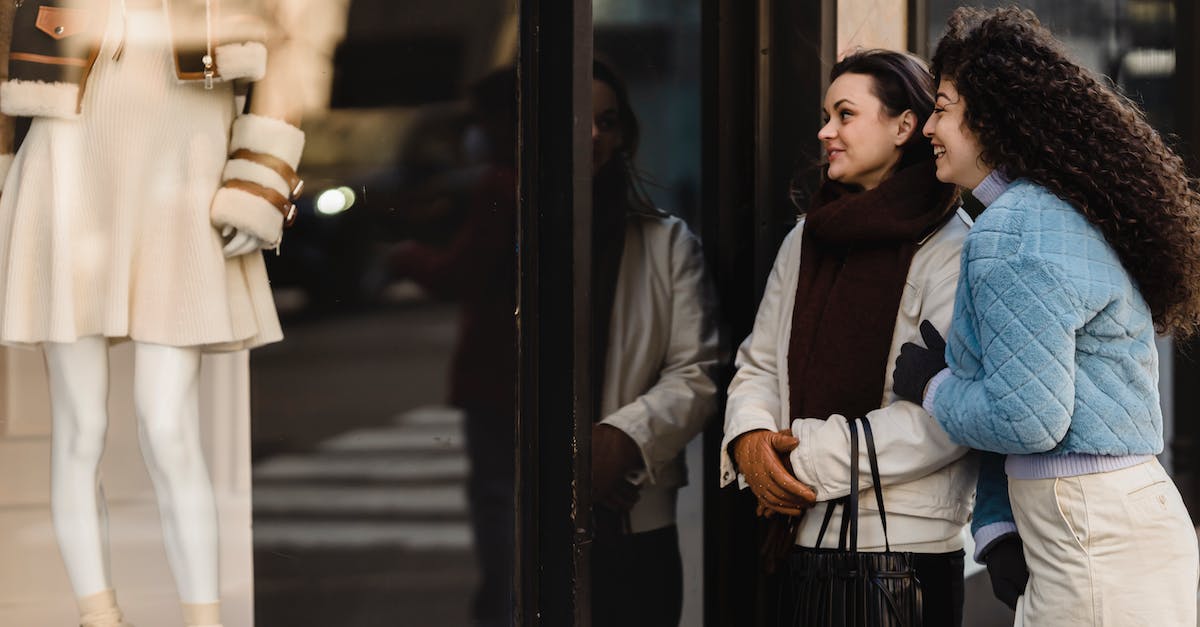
182 601 221 627
78 589 128 627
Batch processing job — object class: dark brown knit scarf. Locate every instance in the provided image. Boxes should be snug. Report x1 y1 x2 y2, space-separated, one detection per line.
788 160 958 421
763 160 958 570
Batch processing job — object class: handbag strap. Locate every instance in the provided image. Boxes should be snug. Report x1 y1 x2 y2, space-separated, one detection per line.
815 495 840 548
816 416 892 553
816 416 860 550
860 416 892 552
843 416 860 552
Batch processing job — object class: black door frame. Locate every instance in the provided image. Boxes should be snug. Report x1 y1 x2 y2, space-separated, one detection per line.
700 1 834 625
1172 0 1200 520
516 0 594 625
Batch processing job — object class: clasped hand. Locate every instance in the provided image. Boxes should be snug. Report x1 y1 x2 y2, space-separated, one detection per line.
732 428 816 517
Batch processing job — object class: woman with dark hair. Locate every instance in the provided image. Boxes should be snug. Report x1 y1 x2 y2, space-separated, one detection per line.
587 59 722 627
893 7 1200 624
722 49 976 626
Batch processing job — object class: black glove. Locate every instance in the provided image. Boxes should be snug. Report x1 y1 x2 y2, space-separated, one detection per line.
984 535 1029 611
892 319 947 404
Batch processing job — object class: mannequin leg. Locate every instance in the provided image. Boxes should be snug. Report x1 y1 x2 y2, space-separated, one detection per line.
44 337 116 599
132 342 220 612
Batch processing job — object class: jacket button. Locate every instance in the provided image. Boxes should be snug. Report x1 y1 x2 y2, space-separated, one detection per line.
54 26 65 35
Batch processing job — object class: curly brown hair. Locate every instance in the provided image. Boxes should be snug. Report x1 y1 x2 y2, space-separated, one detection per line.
932 7 1200 337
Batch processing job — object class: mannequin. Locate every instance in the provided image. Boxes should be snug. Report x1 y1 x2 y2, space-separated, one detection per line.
0 1 303 625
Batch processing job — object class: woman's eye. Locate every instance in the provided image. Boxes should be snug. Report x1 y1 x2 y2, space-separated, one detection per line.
932 107 945 114
839 110 851 119
596 117 617 132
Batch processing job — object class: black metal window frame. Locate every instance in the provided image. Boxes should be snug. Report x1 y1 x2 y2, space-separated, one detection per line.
516 1 594 625
1172 0 1200 520
700 1 833 625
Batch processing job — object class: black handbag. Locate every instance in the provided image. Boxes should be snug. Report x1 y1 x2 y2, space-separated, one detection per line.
780 416 924 626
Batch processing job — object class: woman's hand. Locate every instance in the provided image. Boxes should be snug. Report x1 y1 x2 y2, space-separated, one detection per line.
732 429 816 516
893 319 948 404
592 424 644 511
984 535 1029 610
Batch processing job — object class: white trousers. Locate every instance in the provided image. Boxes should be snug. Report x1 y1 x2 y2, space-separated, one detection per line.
1010 459 1198 626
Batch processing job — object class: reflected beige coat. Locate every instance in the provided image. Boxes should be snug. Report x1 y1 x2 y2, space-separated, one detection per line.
600 212 722 533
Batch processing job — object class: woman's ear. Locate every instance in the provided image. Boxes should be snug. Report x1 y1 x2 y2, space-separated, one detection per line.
895 110 918 146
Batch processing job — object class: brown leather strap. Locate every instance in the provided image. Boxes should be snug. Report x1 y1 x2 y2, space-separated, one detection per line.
224 179 297 227
229 148 304 199
9 52 90 67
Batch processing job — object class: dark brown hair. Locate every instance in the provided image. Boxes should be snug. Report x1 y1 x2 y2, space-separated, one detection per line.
931 7 1200 337
592 59 659 214
790 50 940 209
830 49 937 170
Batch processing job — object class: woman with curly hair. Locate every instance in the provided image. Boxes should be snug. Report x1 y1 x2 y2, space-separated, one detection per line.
893 7 1200 625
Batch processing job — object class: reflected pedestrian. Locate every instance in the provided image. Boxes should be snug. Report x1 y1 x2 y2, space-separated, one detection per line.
588 59 722 627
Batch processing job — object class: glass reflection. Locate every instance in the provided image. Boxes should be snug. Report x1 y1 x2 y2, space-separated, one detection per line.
251 1 517 626
388 68 517 627
587 60 721 627
591 1 710 624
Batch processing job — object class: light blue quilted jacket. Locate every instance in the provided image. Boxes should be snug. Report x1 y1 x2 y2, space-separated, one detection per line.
930 180 1163 534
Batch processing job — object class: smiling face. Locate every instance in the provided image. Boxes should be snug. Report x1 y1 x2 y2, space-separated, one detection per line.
817 73 917 191
592 79 623 176
923 79 992 189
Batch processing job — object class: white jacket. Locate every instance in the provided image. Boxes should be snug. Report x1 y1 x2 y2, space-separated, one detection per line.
601 212 722 533
721 209 978 553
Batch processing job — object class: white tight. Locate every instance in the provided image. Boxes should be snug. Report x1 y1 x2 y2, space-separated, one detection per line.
45 337 218 603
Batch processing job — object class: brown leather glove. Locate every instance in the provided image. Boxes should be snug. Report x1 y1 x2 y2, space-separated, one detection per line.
592 423 644 511
732 428 816 516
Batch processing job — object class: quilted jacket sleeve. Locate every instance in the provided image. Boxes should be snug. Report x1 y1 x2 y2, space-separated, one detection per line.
931 252 1084 453
970 452 1018 561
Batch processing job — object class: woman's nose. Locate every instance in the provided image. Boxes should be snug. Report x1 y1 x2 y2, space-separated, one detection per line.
817 120 835 141
922 115 936 138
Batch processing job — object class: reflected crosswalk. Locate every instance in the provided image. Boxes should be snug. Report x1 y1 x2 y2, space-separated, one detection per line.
252 405 473 551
